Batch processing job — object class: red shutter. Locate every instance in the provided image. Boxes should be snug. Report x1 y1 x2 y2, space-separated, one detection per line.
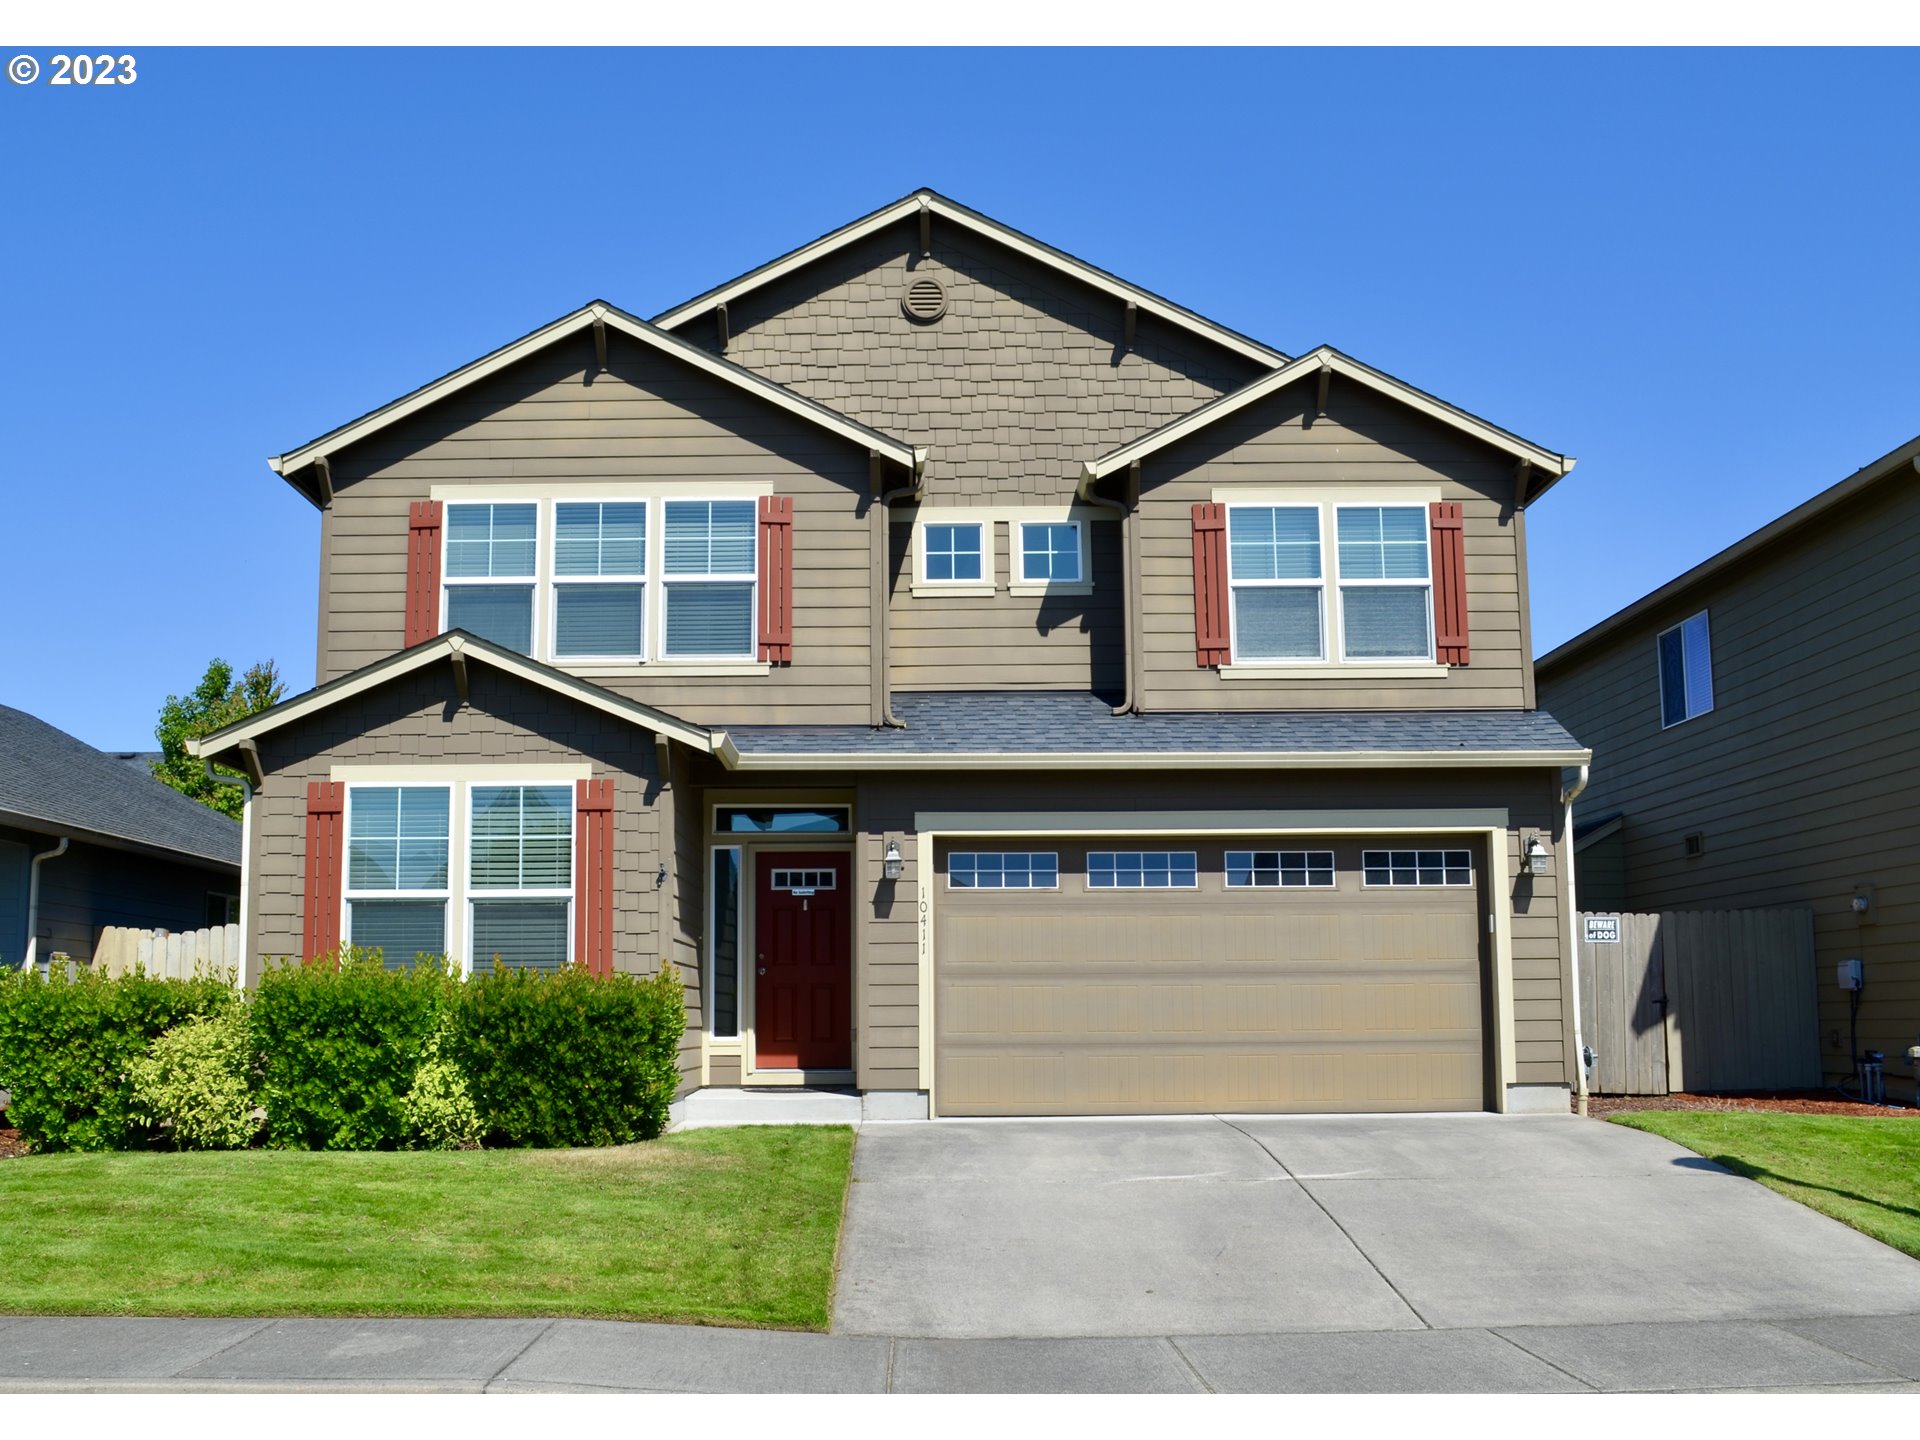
1430 500 1471 666
1191 503 1230 667
404 500 444 648
302 781 345 963
757 494 794 663
574 778 615 977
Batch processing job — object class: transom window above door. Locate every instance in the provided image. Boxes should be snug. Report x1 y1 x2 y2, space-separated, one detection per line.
921 522 984 583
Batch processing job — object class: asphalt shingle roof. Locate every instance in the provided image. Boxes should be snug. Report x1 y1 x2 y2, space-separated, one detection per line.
0 705 241 868
726 692 1584 759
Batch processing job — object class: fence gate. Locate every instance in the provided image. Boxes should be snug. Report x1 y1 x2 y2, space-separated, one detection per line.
1577 908 1818 1095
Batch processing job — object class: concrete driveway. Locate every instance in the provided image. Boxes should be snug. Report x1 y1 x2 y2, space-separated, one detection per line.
834 1114 1920 1339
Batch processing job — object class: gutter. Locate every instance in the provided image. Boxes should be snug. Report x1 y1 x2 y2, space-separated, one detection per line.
21 836 69 972
723 748 1594 773
872 449 926 729
1560 763 1593 1116
1078 463 1135 715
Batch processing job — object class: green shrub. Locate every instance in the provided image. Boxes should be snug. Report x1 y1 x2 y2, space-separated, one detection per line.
404 1033 482 1150
251 947 454 1150
129 1008 257 1150
449 964 686 1147
0 966 236 1151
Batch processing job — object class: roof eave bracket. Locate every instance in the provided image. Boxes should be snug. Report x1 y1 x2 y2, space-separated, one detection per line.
313 455 334 508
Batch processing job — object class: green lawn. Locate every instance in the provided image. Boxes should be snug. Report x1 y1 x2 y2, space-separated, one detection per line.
1611 1112 1920 1260
0 1126 855 1329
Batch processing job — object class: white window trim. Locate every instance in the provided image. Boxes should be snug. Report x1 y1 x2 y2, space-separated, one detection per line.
463 779 575 977
1084 849 1201 891
707 844 744 1042
1657 610 1715 730
441 499 545 659
661 497 760 663
549 497 649 665
1225 503 1328 665
1359 848 1476 889
913 519 992 596
1331 501 1436 666
945 850 1060 891
1224 848 1338 889
1010 518 1089 595
341 783 453 967
332 764 590 976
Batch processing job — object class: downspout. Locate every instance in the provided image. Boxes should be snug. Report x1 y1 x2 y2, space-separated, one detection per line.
1560 762 1592 1116
21 837 70 972
1078 463 1135 715
872 449 926 729
205 762 253 987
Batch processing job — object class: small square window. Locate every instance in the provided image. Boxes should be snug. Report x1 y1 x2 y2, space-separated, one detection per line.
923 523 984 583
1019 522 1082 584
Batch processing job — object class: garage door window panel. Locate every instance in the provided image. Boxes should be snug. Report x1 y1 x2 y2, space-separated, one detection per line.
948 852 1057 890
1087 850 1198 889
1362 849 1473 887
1225 849 1335 888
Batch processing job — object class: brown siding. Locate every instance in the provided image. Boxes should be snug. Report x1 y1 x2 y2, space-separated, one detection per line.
1134 382 1534 711
674 217 1266 506
887 517 1124 695
1539 477 1920 1095
319 332 876 724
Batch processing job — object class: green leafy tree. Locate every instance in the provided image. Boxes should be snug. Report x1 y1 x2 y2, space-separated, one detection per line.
152 659 285 819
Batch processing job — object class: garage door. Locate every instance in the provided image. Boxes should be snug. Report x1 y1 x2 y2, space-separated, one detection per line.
933 837 1487 1116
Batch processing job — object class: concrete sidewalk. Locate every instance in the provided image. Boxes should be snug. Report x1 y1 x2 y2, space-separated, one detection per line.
1 1314 1918 1392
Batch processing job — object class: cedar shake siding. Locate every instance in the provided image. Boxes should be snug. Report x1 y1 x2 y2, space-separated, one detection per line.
669 216 1267 506
241 660 691 1036
316 331 877 725
1538 465 1920 1095
1133 380 1536 711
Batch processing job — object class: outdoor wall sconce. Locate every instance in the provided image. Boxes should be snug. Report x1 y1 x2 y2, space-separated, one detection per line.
1525 834 1552 875
882 839 905 880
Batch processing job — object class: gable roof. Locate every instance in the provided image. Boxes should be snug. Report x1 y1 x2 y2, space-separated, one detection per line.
187 631 721 761
0 705 240 869
1536 431 1920 677
1084 346 1575 502
650 188 1290 371
270 301 919 507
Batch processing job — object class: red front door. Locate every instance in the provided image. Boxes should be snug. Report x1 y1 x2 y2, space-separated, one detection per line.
754 851 852 1069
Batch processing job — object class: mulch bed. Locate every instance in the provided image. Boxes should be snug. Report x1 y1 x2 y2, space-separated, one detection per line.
0 1128 28 1159
1588 1089 1916 1119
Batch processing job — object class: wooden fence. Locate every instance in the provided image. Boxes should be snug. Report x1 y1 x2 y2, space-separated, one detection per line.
1577 908 1818 1095
91 924 243 982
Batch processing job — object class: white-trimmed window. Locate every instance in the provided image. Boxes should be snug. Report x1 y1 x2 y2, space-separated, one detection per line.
1226 850 1335 888
1017 520 1083 584
921 522 984 584
344 785 451 969
552 501 647 661
1336 504 1433 661
444 502 538 654
1362 849 1473 887
663 499 757 659
1087 850 1198 889
1658 611 1714 728
468 784 573 972
1228 505 1324 660
948 851 1058 889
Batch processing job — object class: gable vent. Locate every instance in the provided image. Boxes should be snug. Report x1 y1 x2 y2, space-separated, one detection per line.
902 275 947 322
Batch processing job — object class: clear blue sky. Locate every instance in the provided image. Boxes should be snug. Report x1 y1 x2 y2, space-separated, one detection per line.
4 47 1914 750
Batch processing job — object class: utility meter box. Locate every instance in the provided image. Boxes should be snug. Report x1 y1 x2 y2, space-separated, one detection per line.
1838 958 1863 991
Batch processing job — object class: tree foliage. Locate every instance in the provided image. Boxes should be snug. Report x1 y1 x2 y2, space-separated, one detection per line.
152 658 285 819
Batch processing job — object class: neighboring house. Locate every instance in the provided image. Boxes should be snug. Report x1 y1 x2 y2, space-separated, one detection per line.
0 705 243 968
190 188 1589 1119
1537 434 1920 1099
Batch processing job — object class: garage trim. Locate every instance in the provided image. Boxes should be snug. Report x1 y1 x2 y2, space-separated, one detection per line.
913 809 1517 1117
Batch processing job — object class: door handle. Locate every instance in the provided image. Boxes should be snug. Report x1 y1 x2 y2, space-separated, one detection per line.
758 967 767 976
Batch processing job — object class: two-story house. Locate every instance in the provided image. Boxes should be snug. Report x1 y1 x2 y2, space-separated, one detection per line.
191 190 1588 1119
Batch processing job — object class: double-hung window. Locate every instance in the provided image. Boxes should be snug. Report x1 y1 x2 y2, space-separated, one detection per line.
1017 521 1082 585
468 784 573 972
922 522 984 583
344 786 451 968
1336 505 1433 661
1228 506 1324 660
663 500 757 659
1657 611 1714 728
444 502 538 653
552 501 647 661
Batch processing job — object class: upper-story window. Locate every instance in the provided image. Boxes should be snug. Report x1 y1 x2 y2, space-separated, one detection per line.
1335 505 1432 661
1228 505 1324 660
663 499 757 659
1017 521 1083 585
444 503 538 654
552 502 647 661
921 522 984 584
1657 611 1714 728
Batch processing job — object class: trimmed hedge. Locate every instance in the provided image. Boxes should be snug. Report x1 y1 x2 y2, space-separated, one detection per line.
0 954 687 1154
0 966 236 1152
